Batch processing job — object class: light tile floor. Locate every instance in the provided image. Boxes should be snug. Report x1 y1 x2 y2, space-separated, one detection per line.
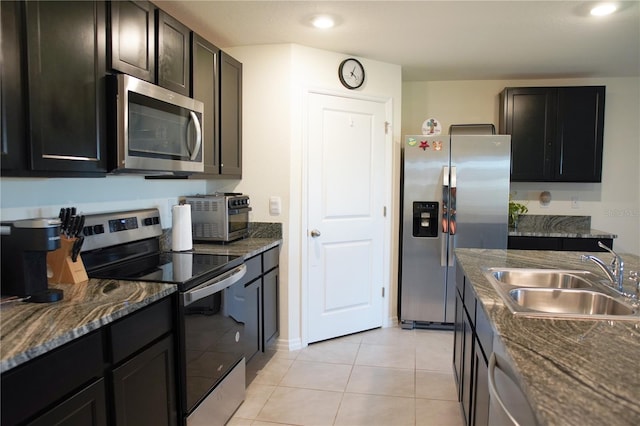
229 327 464 426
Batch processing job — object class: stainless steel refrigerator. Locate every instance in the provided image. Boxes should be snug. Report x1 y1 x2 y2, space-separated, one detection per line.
400 134 511 328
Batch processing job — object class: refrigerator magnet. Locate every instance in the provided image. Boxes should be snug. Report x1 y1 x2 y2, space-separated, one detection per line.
421 118 442 135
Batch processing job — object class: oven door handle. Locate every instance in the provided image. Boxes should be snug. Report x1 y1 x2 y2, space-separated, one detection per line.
182 264 247 306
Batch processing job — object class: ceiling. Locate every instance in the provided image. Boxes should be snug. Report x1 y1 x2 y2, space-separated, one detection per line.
157 1 640 81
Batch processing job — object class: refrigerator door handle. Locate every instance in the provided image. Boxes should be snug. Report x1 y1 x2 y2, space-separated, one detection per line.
441 166 449 234
449 166 457 236
441 166 449 267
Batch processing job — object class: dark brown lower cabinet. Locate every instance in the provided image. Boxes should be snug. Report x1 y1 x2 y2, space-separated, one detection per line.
112 335 177 426
508 236 613 251
28 379 107 426
263 267 279 347
453 262 493 426
244 278 262 363
0 297 177 426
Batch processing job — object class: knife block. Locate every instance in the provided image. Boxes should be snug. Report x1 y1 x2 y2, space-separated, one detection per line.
47 237 88 284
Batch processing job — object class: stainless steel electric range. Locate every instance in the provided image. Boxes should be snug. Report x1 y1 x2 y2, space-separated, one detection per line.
81 208 248 425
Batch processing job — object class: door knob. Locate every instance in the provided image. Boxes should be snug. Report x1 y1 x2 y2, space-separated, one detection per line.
310 229 321 238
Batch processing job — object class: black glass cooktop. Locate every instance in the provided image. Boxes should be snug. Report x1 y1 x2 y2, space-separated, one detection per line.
88 251 243 290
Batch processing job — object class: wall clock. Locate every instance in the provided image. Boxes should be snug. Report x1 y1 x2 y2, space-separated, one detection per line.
338 58 365 89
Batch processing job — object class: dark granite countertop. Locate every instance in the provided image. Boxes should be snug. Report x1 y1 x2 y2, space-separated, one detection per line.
0 279 176 373
193 237 282 259
455 248 640 426
508 215 618 239
0 236 281 375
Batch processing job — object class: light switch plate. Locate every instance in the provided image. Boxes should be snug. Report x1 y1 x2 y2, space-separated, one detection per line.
269 196 281 216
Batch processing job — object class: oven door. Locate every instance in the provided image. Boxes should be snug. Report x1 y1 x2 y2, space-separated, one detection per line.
179 264 247 423
113 74 204 174
227 207 251 241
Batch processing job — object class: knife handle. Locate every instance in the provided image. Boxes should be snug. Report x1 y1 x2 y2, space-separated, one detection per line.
71 236 84 262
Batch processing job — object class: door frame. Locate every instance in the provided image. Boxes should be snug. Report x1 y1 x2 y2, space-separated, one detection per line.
300 88 394 347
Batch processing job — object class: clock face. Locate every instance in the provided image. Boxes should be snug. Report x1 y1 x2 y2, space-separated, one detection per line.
338 58 365 89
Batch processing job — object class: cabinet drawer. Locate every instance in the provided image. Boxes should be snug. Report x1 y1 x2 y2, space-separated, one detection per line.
463 282 477 321
262 246 280 272
475 304 494 358
244 254 262 283
1 331 104 425
110 298 173 364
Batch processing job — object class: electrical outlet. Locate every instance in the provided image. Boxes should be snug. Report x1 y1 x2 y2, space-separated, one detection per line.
571 196 579 209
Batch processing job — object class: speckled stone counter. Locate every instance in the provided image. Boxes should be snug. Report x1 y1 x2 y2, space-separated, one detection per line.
0 280 175 373
509 214 617 239
455 248 640 426
193 237 281 259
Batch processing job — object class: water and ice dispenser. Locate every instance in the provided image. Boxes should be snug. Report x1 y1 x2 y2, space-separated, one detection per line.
412 201 439 237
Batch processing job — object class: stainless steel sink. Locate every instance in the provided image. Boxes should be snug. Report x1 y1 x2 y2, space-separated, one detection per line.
483 268 639 320
509 288 635 316
492 269 594 289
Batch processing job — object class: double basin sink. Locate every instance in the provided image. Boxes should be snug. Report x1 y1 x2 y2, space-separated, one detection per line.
483 268 639 320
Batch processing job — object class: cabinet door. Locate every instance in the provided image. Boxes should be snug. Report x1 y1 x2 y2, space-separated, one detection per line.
263 267 279 348
501 87 557 181
192 33 220 175
1 331 104 426
1 0 28 174
461 311 474 426
244 278 262 362
220 52 242 177
473 350 490 426
157 10 190 96
112 335 177 426
28 379 107 426
25 1 107 174
554 86 605 182
109 0 156 82
453 292 464 401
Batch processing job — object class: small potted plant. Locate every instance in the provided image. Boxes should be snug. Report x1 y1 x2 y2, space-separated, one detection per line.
508 197 528 228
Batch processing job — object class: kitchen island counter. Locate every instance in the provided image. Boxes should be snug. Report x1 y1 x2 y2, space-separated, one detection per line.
455 248 640 426
0 279 175 373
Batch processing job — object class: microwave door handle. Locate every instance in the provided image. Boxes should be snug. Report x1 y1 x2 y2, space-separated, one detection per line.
188 111 202 161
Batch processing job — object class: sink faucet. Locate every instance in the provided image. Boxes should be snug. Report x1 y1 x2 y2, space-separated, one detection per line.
581 241 624 292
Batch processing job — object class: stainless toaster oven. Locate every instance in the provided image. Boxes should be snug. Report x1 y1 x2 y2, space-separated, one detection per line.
185 193 250 242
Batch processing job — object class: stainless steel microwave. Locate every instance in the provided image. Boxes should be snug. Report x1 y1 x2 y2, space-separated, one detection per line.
109 74 204 174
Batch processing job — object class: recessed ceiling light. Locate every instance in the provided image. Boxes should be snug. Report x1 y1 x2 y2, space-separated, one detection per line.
311 15 335 29
590 3 617 16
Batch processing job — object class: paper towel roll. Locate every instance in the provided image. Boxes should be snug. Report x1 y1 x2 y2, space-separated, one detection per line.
172 204 193 251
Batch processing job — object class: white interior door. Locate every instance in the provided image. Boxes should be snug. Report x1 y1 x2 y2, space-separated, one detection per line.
307 92 386 343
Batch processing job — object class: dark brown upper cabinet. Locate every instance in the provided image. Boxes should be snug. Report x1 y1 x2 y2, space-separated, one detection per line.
108 0 156 83
191 33 221 175
220 52 243 178
157 9 191 97
500 86 605 182
20 0 108 175
108 2 191 97
1 1 28 174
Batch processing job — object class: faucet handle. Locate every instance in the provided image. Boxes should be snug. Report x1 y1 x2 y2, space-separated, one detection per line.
597 241 621 267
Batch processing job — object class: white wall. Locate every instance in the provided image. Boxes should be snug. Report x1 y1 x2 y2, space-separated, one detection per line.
402 77 640 255
225 44 402 349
